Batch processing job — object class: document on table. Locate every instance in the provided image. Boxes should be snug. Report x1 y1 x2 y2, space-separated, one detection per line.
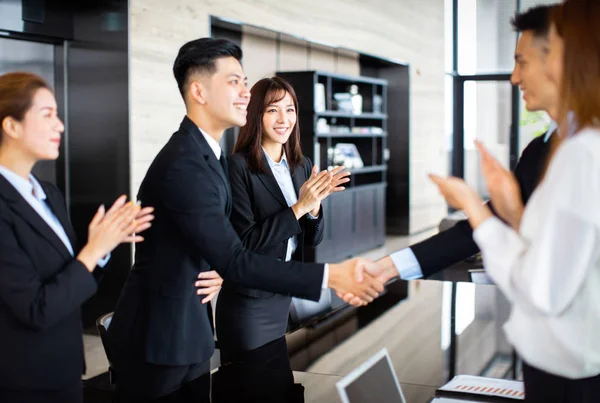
438 375 525 400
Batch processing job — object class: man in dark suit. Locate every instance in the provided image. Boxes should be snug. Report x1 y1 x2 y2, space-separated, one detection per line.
338 4 561 292
107 38 384 402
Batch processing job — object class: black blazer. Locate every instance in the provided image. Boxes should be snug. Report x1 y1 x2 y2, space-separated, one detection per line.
412 132 553 277
225 152 325 297
107 116 324 367
216 153 324 353
0 176 98 390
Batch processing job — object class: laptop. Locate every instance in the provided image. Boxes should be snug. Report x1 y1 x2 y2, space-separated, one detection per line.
336 348 407 403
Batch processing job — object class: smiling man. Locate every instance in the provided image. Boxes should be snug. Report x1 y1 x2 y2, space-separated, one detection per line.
107 38 383 402
338 4 562 300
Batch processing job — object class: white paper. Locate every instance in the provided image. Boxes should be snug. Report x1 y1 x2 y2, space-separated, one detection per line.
439 374 525 400
431 398 486 403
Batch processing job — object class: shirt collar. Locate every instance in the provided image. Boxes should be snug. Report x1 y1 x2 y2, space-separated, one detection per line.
0 165 47 201
545 112 577 143
545 121 557 143
198 127 222 159
262 147 288 169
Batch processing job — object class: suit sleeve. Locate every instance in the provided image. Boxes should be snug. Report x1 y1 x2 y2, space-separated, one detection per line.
411 137 540 278
0 203 98 330
162 154 323 301
300 158 325 248
228 156 303 253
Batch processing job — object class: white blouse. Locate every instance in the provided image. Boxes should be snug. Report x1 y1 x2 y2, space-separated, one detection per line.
473 127 600 379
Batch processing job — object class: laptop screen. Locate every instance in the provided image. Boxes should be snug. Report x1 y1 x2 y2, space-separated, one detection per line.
337 349 406 403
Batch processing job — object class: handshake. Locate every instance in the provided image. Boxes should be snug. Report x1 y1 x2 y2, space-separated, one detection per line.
196 255 401 307
327 256 399 307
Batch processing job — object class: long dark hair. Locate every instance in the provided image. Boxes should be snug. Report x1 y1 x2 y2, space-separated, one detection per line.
552 1 600 132
233 77 303 173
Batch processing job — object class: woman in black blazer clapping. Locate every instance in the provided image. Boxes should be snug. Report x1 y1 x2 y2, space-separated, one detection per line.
213 77 349 402
0 72 153 403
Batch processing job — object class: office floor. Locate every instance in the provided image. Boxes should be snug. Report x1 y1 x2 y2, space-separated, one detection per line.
82 230 439 380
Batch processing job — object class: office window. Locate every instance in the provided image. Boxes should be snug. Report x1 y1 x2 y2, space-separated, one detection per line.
457 0 517 74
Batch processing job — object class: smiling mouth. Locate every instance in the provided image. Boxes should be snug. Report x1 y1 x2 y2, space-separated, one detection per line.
234 103 247 112
273 127 289 135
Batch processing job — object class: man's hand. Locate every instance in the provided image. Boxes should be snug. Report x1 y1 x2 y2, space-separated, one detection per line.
476 140 524 230
336 256 399 305
328 258 385 306
195 270 223 304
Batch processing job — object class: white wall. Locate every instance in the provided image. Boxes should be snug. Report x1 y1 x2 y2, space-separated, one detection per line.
129 0 447 233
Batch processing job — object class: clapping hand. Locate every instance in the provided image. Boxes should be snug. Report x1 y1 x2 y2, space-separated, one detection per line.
476 140 524 229
77 195 154 272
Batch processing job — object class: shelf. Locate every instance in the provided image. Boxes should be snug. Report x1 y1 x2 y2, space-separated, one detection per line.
317 111 387 119
316 132 387 138
347 165 387 174
277 70 388 86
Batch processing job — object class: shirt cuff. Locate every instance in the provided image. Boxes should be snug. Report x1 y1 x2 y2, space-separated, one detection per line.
472 216 511 288
321 263 329 289
307 211 319 220
472 216 504 250
96 253 111 269
389 248 423 280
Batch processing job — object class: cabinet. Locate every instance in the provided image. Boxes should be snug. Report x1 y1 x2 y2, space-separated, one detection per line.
276 71 388 262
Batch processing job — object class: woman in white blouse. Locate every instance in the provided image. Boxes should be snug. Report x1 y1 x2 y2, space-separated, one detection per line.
430 2 600 402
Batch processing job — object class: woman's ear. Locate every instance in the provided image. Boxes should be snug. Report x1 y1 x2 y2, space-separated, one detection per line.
1 116 20 140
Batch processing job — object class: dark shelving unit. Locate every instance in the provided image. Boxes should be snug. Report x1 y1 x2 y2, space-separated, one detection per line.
277 70 388 262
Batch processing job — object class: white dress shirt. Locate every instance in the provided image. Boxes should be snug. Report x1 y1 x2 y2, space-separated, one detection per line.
261 149 328 288
0 165 110 267
473 127 600 379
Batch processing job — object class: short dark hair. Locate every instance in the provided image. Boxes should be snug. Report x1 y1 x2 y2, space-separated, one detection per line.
510 4 559 38
172 37 242 98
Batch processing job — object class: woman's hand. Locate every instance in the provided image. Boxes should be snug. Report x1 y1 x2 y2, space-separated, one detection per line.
292 166 333 219
476 140 524 230
429 174 492 229
195 270 223 304
307 166 351 216
77 195 154 271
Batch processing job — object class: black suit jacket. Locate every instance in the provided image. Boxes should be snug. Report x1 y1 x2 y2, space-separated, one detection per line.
412 133 552 277
216 153 324 352
0 176 97 390
225 152 324 297
107 116 324 366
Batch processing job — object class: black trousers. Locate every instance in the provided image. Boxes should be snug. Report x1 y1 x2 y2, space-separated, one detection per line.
0 382 82 403
523 361 600 403
110 343 210 403
213 336 304 403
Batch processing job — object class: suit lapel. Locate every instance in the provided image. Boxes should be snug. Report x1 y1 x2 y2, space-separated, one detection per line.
291 164 304 198
257 154 288 208
40 180 77 249
180 117 232 215
0 176 72 260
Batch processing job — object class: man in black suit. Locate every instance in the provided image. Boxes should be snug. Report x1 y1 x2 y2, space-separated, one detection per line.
338 4 561 292
107 38 384 402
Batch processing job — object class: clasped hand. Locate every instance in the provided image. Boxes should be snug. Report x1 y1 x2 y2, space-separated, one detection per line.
292 165 350 218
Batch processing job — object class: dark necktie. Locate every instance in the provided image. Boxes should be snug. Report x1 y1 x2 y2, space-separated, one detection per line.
219 152 232 217
219 152 228 177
